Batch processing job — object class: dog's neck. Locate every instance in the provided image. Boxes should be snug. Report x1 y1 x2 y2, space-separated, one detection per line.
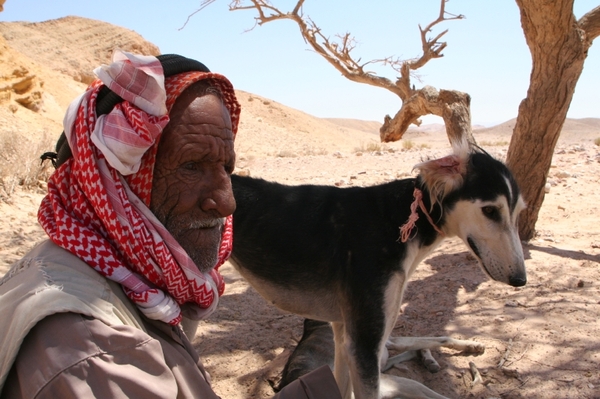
399 187 444 242
398 178 445 246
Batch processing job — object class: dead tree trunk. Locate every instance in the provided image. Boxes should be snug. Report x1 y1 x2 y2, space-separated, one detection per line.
379 84 473 146
506 1 600 241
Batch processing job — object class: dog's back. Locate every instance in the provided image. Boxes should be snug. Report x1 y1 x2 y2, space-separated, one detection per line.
229 174 423 322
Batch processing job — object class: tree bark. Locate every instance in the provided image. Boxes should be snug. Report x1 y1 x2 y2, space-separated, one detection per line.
506 0 599 241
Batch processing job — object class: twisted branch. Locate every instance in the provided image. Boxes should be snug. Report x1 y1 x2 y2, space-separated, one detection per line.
578 5 600 43
200 0 474 145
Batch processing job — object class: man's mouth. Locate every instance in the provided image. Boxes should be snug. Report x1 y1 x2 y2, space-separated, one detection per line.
189 218 225 230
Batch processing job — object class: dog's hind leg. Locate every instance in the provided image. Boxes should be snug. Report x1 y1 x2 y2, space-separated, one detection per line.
331 322 353 399
384 336 485 372
381 349 441 373
420 349 441 373
379 374 449 399
386 336 485 353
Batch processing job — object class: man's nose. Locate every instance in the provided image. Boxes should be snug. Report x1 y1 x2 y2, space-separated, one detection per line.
200 171 236 217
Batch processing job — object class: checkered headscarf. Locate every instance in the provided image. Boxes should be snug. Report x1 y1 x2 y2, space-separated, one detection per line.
38 51 240 325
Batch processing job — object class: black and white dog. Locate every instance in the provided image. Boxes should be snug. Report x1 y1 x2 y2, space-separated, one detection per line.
228 141 526 399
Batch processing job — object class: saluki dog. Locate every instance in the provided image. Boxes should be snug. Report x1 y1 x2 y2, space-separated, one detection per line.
228 141 527 399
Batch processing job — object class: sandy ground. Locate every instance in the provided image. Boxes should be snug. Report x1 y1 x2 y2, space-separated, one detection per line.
2 130 599 399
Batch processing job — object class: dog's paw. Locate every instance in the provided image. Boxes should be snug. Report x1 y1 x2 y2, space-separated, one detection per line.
463 341 485 354
422 358 441 373
420 349 441 373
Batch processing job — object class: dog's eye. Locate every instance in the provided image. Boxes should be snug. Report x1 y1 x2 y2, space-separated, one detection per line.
481 206 501 221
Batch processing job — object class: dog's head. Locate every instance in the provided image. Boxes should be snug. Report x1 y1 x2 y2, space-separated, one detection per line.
415 141 527 287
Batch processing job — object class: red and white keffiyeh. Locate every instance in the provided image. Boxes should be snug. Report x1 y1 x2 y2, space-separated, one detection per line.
38 50 241 325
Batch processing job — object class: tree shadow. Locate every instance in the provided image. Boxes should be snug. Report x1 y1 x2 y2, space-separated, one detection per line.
523 243 600 263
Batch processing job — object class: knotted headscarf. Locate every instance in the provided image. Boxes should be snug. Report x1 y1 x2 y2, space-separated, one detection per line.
38 50 241 325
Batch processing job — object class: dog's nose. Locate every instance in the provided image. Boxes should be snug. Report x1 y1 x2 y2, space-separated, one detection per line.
509 275 527 287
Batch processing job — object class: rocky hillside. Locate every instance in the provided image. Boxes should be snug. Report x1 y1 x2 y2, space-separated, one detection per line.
0 16 159 136
0 16 160 85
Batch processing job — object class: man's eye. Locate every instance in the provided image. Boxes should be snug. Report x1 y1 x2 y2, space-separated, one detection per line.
182 162 200 171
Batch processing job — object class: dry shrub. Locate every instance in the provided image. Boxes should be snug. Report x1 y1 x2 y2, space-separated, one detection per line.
401 140 430 150
276 149 297 158
354 141 384 153
0 130 55 199
302 146 328 156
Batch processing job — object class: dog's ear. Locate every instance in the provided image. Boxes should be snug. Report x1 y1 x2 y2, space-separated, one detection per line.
415 145 468 207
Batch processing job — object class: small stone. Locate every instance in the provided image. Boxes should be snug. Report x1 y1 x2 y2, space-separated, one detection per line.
505 300 519 307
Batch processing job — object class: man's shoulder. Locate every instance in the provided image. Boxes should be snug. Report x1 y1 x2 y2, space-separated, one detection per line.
3 312 165 399
1 240 104 289
0 240 146 394
1 239 144 329
0 240 115 313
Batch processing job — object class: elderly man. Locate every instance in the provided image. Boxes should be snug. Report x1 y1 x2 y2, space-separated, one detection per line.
0 52 340 398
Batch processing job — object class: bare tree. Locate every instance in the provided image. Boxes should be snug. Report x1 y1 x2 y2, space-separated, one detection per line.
506 1 600 241
203 0 474 146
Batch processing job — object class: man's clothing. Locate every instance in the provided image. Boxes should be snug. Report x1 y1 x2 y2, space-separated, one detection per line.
0 240 340 398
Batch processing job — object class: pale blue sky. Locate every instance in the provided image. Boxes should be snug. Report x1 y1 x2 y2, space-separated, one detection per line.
1 1 598 126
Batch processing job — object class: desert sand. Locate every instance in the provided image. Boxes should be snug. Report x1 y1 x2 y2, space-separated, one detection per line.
1 17 599 399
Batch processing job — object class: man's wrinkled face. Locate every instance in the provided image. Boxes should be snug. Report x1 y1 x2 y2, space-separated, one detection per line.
151 88 236 273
